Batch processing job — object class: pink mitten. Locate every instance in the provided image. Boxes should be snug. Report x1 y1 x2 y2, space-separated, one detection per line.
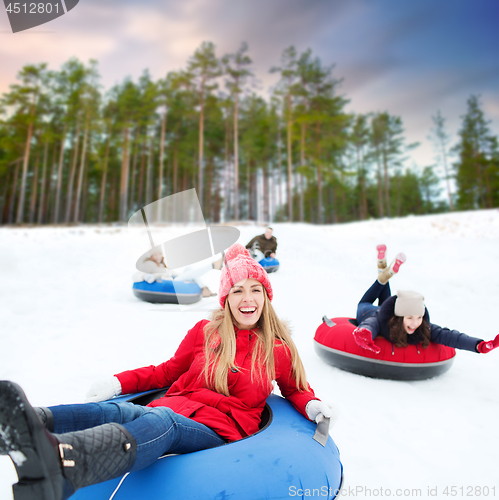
477 334 499 354
353 327 381 354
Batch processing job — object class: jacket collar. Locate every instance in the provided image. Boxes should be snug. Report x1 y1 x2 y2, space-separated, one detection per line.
233 325 258 337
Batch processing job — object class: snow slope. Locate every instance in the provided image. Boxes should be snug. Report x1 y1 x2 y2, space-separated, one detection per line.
1 209 498 499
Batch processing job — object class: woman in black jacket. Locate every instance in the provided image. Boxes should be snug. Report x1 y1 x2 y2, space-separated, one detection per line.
352 245 499 355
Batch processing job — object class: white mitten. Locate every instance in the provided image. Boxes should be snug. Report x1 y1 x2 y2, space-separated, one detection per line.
85 377 122 403
144 273 155 284
305 399 332 423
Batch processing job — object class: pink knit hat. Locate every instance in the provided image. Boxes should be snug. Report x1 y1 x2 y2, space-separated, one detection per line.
219 243 273 307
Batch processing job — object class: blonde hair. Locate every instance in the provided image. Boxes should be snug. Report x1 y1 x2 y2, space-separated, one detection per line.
203 291 308 396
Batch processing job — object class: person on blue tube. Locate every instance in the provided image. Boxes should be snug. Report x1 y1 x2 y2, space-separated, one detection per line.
246 227 277 260
0 244 330 500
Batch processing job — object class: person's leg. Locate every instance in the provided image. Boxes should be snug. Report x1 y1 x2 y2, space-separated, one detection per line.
175 259 223 297
378 252 406 285
0 381 138 500
173 263 215 295
358 280 389 305
193 275 207 289
378 280 391 305
1 382 224 500
252 248 265 261
48 401 149 434
53 405 225 492
123 407 225 471
356 280 391 324
356 303 379 325
48 403 225 469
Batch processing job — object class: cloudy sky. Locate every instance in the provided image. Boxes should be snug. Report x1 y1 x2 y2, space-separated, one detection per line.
1 0 498 169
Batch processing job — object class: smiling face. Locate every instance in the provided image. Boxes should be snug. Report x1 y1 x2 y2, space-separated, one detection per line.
227 278 265 330
403 315 423 335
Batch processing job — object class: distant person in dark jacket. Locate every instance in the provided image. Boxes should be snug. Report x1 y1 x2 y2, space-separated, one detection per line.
246 227 277 260
352 245 499 355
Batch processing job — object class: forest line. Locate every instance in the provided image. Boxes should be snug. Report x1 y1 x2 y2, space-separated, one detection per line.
1 41 498 226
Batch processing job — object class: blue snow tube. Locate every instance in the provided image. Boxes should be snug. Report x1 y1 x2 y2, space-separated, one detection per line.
72 390 343 500
259 256 280 273
132 279 202 304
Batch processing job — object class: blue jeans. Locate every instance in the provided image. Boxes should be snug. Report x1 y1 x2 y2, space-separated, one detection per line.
356 280 391 325
49 402 225 471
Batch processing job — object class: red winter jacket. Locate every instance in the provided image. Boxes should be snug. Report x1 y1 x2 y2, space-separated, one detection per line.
115 319 317 442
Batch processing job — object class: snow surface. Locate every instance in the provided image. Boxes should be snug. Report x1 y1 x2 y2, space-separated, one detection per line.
1 209 498 499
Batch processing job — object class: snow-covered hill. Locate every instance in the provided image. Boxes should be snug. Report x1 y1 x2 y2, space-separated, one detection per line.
1 209 498 499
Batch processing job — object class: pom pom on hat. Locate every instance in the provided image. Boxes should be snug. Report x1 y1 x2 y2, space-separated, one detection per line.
224 243 251 262
219 243 273 307
394 290 425 317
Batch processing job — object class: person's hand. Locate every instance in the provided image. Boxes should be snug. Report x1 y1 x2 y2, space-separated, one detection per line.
306 400 332 423
85 377 122 403
353 327 381 354
477 334 499 354
270 253 276 259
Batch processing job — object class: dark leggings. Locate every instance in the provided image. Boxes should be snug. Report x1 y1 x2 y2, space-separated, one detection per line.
356 280 391 325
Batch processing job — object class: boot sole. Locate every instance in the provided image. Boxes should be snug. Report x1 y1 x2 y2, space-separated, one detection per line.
376 244 387 260
392 253 407 273
0 381 63 500
376 244 387 269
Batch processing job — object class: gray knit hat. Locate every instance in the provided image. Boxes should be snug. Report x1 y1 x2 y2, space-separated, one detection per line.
394 290 425 317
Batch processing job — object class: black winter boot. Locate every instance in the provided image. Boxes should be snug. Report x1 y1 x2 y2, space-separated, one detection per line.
55 422 137 497
0 381 137 500
34 407 54 432
0 381 66 500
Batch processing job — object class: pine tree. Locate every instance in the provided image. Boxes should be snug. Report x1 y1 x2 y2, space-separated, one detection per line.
0 64 49 223
370 113 411 217
350 114 370 219
303 55 349 224
271 46 298 221
186 42 220 210
73 60 101 222
420 166 442 213
222 42 253 220
430 110 454 211
453 95 499 210
110 78 141 221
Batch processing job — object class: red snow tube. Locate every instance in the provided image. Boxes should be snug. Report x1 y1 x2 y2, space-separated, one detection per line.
314 317 456 380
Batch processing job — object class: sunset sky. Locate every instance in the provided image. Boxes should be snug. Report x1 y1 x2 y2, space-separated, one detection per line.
1 0 498 169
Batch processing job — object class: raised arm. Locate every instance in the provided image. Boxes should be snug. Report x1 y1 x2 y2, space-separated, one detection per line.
430 323 484 352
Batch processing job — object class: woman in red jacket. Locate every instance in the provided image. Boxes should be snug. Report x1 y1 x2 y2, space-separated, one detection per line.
0 244 329 500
